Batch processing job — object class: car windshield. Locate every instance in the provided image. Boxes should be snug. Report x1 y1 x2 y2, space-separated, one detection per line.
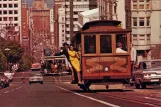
139 60 161 70
30 74 42 77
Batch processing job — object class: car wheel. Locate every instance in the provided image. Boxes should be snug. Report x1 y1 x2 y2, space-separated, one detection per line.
1 82 5 88
29 82 32 85
40 81 43 84
135 83 140 89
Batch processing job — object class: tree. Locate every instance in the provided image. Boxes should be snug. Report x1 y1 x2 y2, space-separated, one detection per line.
0 50 7 72
2 41 24 63
19 54 34 71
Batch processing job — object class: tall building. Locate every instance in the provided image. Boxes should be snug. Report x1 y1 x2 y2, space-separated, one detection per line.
98 0 131 29
21 3 30 54
50 8 54 45
58 8 66 47
53 0 65 50
30 0 51 60
131 0 161 61
65 0 97 44
0 0 22 42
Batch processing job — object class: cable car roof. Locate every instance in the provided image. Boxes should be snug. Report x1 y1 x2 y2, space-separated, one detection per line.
82 20 121 30
80 20 131 33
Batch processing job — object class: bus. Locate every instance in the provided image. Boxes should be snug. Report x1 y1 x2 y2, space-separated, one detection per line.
71 20 131 91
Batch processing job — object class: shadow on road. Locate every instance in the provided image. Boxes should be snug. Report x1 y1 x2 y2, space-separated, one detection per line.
72 89 134 93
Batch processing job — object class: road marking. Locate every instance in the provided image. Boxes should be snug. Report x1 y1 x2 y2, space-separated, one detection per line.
144 103 159 107
145 97 161 101
55 85 120 107
4 91 10 93
3 86 23 94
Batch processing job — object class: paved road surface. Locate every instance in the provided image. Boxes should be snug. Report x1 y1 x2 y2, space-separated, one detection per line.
0 74 160 107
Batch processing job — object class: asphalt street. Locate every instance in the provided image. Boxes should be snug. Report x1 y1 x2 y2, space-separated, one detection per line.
0 74 160 107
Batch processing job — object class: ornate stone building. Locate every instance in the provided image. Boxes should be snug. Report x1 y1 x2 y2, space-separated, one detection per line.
30 0 51 60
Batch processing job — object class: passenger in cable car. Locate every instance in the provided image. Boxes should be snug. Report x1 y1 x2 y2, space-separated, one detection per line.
116 42 127 53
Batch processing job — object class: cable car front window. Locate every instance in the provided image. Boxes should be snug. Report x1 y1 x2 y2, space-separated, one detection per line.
100 35 112 53
84 35 96 54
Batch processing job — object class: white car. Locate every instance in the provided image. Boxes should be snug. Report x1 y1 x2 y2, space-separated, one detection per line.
133 59 161 89
4 72 14 82
29 73 43 84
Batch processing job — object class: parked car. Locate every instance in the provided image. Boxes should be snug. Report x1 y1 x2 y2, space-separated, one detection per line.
29 73 43 84
133 59 161 89
0 73 10 88
4 72 14 82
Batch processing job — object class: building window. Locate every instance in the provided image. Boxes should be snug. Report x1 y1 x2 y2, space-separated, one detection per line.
133 0 137 3
0 17 2 21
133 35 137 41
9 10 13 14
139 17 144 26
139 4 144 9
147 34 150 40
9 17 13 21
147 17 150 26
14 10 18 14
9 4 13 8
133 4 137 9
3 17 7 21
3 10 7 14
14 4 18 8
133 17 137 26
139 0 144 2
3 4 7 8
146 4 150 9
14 17 18 21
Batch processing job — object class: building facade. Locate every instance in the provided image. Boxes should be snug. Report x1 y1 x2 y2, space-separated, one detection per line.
65 0 97 44
131 0 161 61
78 8 99 28
58 8 66 47
0 0 22 42
98 0 130 29
53 0 65 50
50 8 54 45
30 0 51 60
21 3 30 54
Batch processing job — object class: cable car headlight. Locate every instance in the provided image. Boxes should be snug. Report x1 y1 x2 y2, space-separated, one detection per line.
104 67 109 71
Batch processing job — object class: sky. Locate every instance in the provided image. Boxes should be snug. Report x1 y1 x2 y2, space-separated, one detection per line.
22 0 53 8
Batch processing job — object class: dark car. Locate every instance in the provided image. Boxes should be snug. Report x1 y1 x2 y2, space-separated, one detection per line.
0 73 10 88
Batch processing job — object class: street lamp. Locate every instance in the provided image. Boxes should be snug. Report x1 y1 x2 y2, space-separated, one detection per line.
5 48 10 72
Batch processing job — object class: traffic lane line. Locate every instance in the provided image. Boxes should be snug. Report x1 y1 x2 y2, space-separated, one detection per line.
2 86 23 95
54 85 120 107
